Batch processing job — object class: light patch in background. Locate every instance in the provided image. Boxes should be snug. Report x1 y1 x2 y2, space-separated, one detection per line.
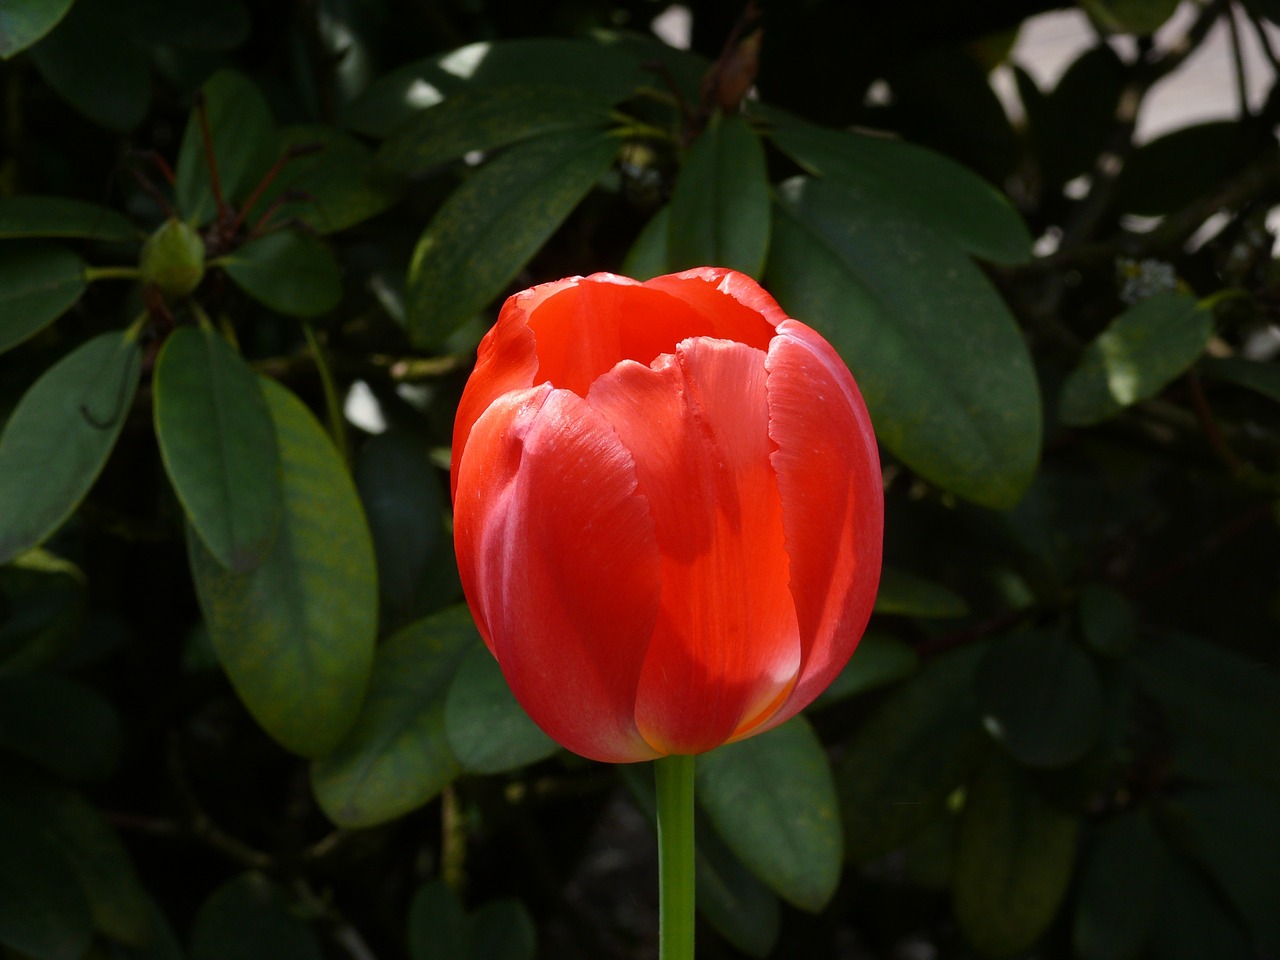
651 4 691 50
345 380 387 434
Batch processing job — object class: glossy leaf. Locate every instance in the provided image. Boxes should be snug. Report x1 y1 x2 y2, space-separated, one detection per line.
0 331 142 564
768 176 1041 508
0 551 86 676
188 378 376 757
0 196 136 241
1073 812 1163 960
310 606 475 827
153 326 283 572
1118 121 1256 216
222 230 342 317
622 203 671 281
1059 292 1212 425
467 900 536 960
0 242 86 354
407 881 467 960
954 752 1079 958
1083 0 1182 34
696 716 841 912
975 627 1105 768
0 817 92 960
0 671 121 781
190 873 321 960
1199 354 1280 404
444 644 559 774
0 0 75 58
813 632 919 708
873 565 968 618
405 128 618 346
765 107 1031 265
667 112 770 277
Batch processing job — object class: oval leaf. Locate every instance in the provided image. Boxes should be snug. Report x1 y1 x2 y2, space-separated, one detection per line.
0 331 142 564
768 176 1042 508
622 203 671 282
444 644 559 774
191 873 321 960
696 716 841 912
667 112 770 277
154 326 283 571
310 606 475 827
1199 354 1280 404
1073 812 1165 960
222 230 342 317
0 817 92 960
405 128 618 346
466 900 536 960
874 565 969 618
0 671 121 782
0 197 137 242
813 631 919 708
188 378 376 757
407 881 467 960
0 242 86 354
0 0 75 58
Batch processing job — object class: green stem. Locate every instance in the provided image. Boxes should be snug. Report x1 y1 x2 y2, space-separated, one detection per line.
654 753 696 960
83 265 143 282
301 321 348 465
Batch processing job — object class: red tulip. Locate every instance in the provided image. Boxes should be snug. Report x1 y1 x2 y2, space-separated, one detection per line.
452 268 882 763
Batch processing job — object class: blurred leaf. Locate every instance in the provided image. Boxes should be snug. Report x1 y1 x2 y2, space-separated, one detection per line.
766 109 1031 264
121 0 250 50
1073 812 1163 960
106 896 183 960
976 627 1104 768
1149 854 1255 960
668 112 770 277
836 644 986 862
407 881 467 960
153 326 283 572
622 204 670 282
0 331 142 564
813 632 919 708
0 816 92 960
0 242 86 354
188 378 376 758
690 810 781 958
466 900 536 960
874 566 968 618
405 128 618 346
175 69 279 224
1060 292 1212 426
1078 583 1137 657
222 230 341 317
310 606 475 827
0 551 85 676
0 0 75 58
444 644 558 774
768 176 1041 509
28 0 149 130
0 671 121 781
190 873 321 960
1199 354 1280 404
696 716 841 912
1118 121 1256 216
1083 0 1182 34
377 83 611 177
954 751 1079 958
0 197 137 241
342 38 647 138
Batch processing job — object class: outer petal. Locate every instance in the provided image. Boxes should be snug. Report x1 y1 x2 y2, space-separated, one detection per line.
453 384 663 762
587 338 800 755
756 318 883 732
644 268 788 339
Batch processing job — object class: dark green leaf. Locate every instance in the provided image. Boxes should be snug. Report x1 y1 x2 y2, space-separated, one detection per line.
768 176 1041 508
765 109 1031 265
0 550 85 676
0 197 137 241
1149 854 1255 960
444 644 558 774
0 671 121 781
121 0 250 51
190 873 321 960
466 900 535 960
1083 0 1182 34
690 811 781 958
175 70 279 224
836 644 986 862
0 331 142 564
154 326 283 572
873 565 968 618
0 0 75 58
954 752 1079 958
668 112 770 277
0 816 92 960
0 242 86 354
310 606 475 827
622 204 671 282
188 378 376 757
1118 121 1257 216
222 230 342 317
976 627 1104 768
1199 354 1280 404
407 881 467 960
1078 583 1137 657
405 128 618 346
1060 292 1212 425
106 896 183 960
696 716 841 912
812 631 919 708
1073 812 1163 960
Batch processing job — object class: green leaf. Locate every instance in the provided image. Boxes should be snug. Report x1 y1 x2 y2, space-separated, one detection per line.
836 644 986 862
1199 354 1280 404
121 0 250 51
1059 292 1212 425
0 671 121 782
188 378 376 757
0 197 137 241
405 128 618 346
466 900 536 960
953 752 1079 958
1117 121 1257 216
1078 583 1137 657
0 331 142 564
0 816 92 960
0 551 86 676
154 326 283 572
622 204 671 282
444 644 559 774
175 69 279 224
0 0 75 58
667 112 770 277
1073 812 1163 960
0 242 86 354
106 896 183 960
222 230 342 317
873 565 968 618
975 627 1105 768
812 631 919 708
190 873 321 960
768 176 1041 509
696 716 841 912
377 83 612 177
1082 0 1182 34
1149 854 1255 960
688 813 780 958
310 606 475 827
407 881 467 960
765 108 1032 265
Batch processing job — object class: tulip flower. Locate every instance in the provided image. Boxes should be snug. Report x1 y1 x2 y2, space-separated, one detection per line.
451 267 883 764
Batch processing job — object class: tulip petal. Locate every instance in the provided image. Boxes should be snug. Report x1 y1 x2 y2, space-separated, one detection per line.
643 269 782 344
762 319 883 726
453 385 663 762
587 338 800 755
